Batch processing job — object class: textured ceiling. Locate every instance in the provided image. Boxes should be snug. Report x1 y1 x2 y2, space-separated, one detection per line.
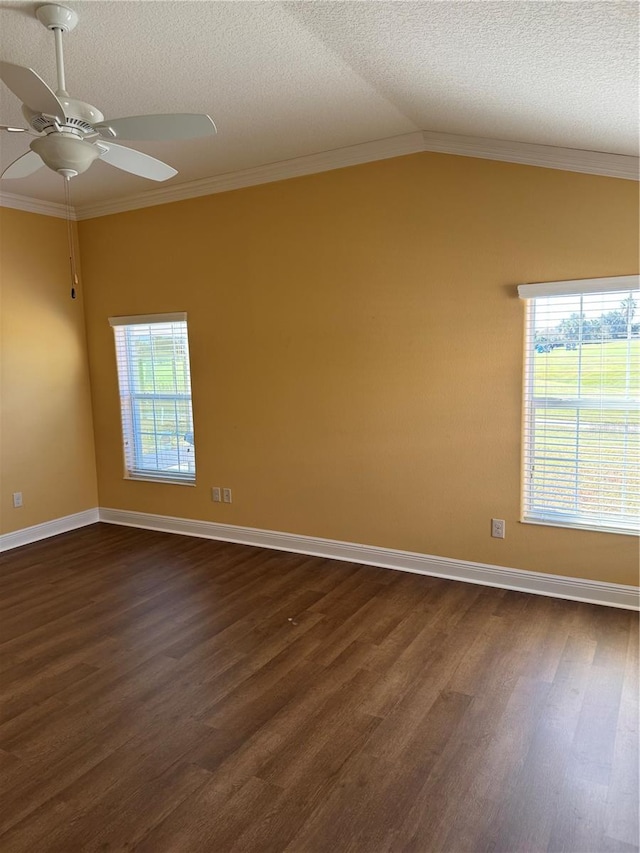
0 0 638 208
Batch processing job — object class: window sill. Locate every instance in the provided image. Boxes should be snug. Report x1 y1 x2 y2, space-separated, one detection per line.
521 517 639 537
124 475 196 487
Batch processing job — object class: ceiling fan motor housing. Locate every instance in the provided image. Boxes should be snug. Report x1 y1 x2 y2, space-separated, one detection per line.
30 132 100 177
22 97 104 135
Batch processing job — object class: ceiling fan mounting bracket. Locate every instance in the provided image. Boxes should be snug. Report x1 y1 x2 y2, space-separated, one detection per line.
36 5 78 33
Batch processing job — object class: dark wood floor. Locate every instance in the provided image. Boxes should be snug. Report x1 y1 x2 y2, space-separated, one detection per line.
0 523 637 853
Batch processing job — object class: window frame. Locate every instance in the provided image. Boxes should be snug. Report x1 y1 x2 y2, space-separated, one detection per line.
109 312 196 486
518 275 639 536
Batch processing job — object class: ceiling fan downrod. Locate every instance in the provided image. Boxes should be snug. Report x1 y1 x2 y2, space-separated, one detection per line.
53 27 67 94
35 4 78 96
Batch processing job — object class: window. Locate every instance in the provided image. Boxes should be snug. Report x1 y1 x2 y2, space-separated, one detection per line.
519 276 639 535
109 313 196 484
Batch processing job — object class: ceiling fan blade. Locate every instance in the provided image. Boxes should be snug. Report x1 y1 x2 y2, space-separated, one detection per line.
1 150 44 179
0 125 29 133
96 141 177 181
0 62 65 121
95 113 216 141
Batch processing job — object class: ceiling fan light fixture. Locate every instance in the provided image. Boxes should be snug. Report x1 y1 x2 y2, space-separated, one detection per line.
30 132 100 176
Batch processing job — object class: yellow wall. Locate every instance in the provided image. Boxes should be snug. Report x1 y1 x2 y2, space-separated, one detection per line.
78 152 639 586
0 207 98 533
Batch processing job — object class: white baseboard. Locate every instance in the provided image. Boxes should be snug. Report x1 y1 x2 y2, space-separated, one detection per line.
2 506 636 611
0 508 100 552
98 508 639 611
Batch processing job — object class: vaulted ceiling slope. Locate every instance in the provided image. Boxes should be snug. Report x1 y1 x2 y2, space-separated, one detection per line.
1 0 638 213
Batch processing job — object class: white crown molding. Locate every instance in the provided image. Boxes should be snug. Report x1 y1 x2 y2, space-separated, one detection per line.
2 130 636 222
73 132 426 220
75 132 640 220
0 508 98 552
420 130 639 181
98 508 640 611
0 190 76 220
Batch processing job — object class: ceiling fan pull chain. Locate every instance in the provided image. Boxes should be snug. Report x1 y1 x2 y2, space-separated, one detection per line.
63 176 78 299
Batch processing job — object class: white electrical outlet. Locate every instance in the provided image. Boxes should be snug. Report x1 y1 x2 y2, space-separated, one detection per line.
12 492 23 508
222 488 232 504
211 487 221 503
491 518 505 539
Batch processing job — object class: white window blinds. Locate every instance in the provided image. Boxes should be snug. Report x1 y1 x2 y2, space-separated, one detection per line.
109 313 196 484
519 276 639 534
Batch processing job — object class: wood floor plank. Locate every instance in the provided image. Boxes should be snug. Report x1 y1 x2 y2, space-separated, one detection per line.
79 761 214 853
0 523 637 853
6 718 213 852
604 622 640 849
283 688 473 853
383 603 581 852
0 660 97 725
135 772 284 853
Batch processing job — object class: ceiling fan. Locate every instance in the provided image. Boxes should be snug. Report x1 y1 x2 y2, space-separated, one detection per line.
0 4 217 182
